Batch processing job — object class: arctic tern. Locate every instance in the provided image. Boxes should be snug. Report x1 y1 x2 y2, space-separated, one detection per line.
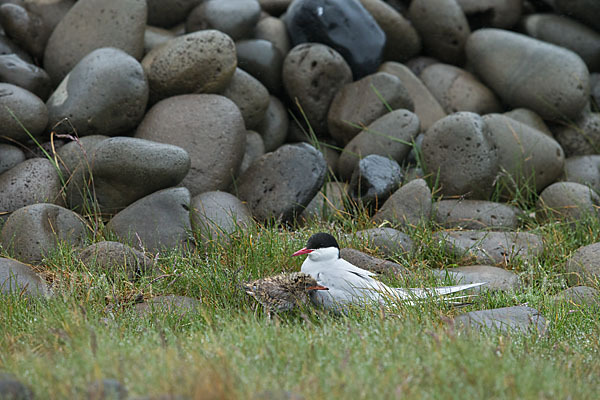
293 232 485 312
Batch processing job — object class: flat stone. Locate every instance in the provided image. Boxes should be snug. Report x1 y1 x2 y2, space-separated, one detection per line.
142 30 237 103
236 39 283 94
485 114 565 193
339 248 408 275
283 43 353 135
421 112 499 199
78 241 156 280
553 111 600 157
466 28 589 120
0 158 62 219
420 63 502 114
554 286 599 306
0 143 25 175
563 155 600 192
65 137 190 214
44 0 146 84
146 0 200 28
379 62 446 132
352 227 413 257
338 109 419 180
537 182 600 222
134 295 201 317
105 187 193 253
220 68 269 129
456 0 522 29
186 0 261 40
434 200 521 230
434 230 544 265
0 257 49 297
453 306 547 335
373 178 432 226
408 0 470 64
440 265 520 292
285 0 386 78
47 47 149 137
0 54 52 100
0 82 47 142
256 95 289 152
327 72 414 145
0 203 86 264
350 155 402 205
565 242 600 286
236 143 327 222
240 130 265 175
136 94 246 195
190 191 253 243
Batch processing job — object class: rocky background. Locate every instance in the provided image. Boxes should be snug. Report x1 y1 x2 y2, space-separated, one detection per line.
1 0 600 327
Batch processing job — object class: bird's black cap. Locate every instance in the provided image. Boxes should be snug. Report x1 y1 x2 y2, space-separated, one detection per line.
306 232 339 250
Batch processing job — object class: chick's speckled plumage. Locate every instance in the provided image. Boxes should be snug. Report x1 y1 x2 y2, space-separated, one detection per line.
244 272 327 312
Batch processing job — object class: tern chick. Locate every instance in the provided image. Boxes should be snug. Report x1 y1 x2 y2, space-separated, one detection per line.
244 272 328 313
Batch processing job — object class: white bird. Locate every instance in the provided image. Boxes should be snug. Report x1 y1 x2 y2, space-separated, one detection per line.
293 232 485 313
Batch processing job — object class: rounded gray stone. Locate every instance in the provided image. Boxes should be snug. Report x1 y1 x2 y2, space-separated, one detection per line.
56 135 109 177
361 0 421 62
0 53 52 100
105 187 193 253
420 63 503 114
339 247 408 275
144 26 175 54
422 112 499 199
0 82 47 142
523 14 600 72
0 34 32 63
142 30 237 103
236 39 284 94
338 109 420 180
484 114 565 193
0 203 86 264
503 108 552 137
186 0 261 40
44 0 147 84
190 191 253 243
408 0 470 64
65 137 190 213
240 130 265 175
256 95 289 152
379 62 446 132
236 143 327 222
456 0 522 29
0 158 63 218
434 200 521 230
552 111 600 157
0 143 25 175
220 68 269 129
350 155 403 205
0 257 49 297
78 241 156 280
136 94 246 195
327 72 414 145
283 43 353 135
372 178 432 226
47 47 149 137
453 306 547 335
553 0 600 33
0 3 49 60
253 15 290 55
537 182 600 222
554 286 599 306
563 155 600 192
434 230 544 265
146 0 200 28
466 28 589 120
444 265 520 292
566 242 600 286
301 181 348 221
352 227 414 257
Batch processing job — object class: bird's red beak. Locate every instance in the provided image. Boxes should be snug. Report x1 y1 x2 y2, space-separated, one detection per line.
307 285 328 291
292 247 313 257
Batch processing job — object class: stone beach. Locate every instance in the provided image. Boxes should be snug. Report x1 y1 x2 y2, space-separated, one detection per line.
1 2 600 381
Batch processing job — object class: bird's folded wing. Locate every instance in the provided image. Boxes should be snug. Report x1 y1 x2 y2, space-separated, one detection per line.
402 282 486 299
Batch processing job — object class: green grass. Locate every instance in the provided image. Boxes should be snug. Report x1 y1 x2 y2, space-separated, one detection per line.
1 209 600 399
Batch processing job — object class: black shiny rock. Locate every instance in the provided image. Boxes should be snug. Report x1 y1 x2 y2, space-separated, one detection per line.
285 0 385 79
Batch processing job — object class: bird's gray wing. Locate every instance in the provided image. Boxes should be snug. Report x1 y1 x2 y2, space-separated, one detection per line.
400 282 486 299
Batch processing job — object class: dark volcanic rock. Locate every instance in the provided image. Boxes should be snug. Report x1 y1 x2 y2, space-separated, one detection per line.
340 248 408 275
563 155 600 192
78 241 157 280
442 265 521 292
190 191 253 243
0 144 25 175
285 0 386 78
0 82 48 142
256 95 289 152
372 178 432 226
236 39 284 94
236 143 327 222
147 0 200 28
352 227 413 257
553 111 600 157
537 182 600 222
186 0 261 40
453 306 547 335
434 200 521 230
350 155 403 205
554 286 599 306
